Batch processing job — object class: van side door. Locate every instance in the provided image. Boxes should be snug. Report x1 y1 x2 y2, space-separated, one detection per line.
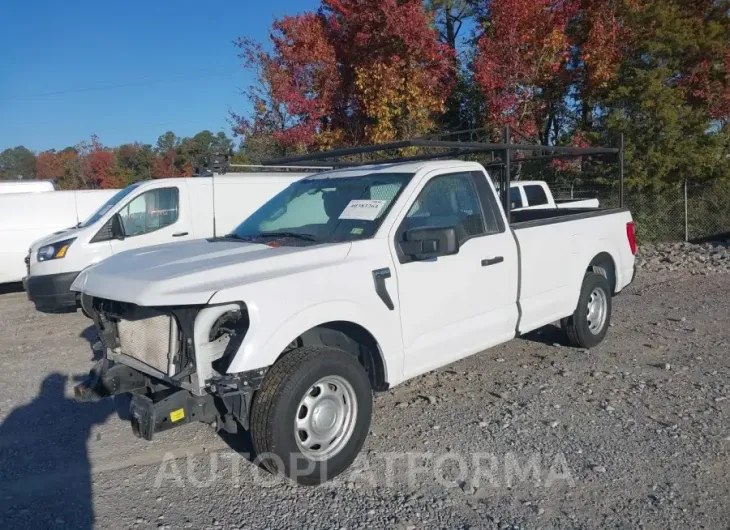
110 183 193 254
390 169 519 379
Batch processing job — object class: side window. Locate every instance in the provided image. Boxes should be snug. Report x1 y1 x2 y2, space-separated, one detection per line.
402 173 485 244
523 185 549 206
510 187 524 209
119 188 179 237
471 171 504 234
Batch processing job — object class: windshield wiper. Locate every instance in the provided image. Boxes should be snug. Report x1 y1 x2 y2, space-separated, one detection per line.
219 233 254 241
256 231 318 242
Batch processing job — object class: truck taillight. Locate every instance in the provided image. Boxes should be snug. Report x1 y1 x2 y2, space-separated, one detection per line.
626 222 637 255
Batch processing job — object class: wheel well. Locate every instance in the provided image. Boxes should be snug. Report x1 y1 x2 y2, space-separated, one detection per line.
588 252 617 294
280 321 388 391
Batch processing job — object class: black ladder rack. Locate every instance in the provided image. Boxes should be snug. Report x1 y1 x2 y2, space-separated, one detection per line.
263 127 625 222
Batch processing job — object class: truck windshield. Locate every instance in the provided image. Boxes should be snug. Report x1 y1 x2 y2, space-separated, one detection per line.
79 183 141 228
229 172 413 244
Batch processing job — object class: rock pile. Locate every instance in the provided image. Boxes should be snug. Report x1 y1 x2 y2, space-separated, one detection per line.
636 240 730 273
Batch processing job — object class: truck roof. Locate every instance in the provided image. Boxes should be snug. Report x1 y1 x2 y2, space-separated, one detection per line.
511 180 547 186
305 159 487 180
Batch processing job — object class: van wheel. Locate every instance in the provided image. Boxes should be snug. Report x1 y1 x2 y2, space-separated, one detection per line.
250 346 372 485
562 272 612 348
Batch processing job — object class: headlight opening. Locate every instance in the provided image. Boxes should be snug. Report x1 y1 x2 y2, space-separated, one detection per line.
37 238 75 262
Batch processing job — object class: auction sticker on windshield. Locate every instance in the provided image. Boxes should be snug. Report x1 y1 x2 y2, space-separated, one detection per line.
338 200 387 221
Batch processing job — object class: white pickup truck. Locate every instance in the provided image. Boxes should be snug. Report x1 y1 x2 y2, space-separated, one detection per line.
508 180 600 211
72 159 636 484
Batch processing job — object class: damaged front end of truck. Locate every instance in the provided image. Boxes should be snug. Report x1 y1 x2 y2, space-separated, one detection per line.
75 297 266 440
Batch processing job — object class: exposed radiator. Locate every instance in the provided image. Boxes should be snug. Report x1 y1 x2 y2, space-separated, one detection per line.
117 312 177 375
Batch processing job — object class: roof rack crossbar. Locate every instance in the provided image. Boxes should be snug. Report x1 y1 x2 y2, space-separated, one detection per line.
227 164 333 171
265 139 618 166
482 150 618 168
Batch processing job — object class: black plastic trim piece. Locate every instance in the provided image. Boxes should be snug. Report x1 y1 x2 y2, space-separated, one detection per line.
512 207 631 229
481 256 504 267
90 220 114 243
26 270 81 313
372 268 394 310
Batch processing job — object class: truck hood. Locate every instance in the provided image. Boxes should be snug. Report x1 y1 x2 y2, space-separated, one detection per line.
71 239 352 306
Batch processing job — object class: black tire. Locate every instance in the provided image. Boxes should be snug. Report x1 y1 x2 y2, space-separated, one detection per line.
79 293 94 320
562 272 612 348
250 346 372 485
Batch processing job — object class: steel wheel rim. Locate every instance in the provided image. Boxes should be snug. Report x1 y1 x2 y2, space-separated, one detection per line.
294 375 358 461
586 287 607 334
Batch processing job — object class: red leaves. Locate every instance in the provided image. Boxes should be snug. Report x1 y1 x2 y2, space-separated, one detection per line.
35 151 71 181
473 0 632 140
580 1 627 90
686 50 730 121
473 0 580 140
234 0 454 150
151 149 186 179
85 149 117 189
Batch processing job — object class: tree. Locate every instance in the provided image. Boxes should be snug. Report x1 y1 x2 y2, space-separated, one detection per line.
35 148 80 188
473 0 581 142
82 136 120 189
426 0 475 51
233 0 455 151
0 146 36 179
155 131 179 154
133 144 155 181
598 0 730 189
116 143 155 184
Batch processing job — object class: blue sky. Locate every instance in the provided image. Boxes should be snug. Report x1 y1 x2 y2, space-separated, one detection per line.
0 0 319 152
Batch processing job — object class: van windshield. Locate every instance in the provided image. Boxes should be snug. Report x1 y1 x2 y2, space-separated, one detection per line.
228 173 413 244
79 183 141 228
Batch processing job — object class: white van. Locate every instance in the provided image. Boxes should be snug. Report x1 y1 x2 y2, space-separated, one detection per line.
0 180 58 194
24 173 310 313
0 189 118 284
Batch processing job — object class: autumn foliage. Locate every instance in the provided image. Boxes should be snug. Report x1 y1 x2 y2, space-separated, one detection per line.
3 0 728 192
233 0 454 151
27 130 231 189
472 0 637 142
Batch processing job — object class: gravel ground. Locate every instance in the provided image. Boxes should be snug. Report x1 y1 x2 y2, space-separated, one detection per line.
1 259 729 529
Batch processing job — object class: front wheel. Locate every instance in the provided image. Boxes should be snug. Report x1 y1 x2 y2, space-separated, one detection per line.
562 272 612 348
250 346 372 485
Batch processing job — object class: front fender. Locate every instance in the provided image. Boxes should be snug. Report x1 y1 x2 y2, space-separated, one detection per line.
224 299 404 386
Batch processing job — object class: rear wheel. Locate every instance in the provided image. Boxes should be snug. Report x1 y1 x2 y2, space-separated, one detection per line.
562 272 612 348
250 346 372 485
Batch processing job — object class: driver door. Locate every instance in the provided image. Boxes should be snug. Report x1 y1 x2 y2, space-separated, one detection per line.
391 170 519 379
110 185 192 254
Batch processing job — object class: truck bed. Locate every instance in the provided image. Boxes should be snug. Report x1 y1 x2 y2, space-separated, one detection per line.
511 207 629 229
509 206 635 336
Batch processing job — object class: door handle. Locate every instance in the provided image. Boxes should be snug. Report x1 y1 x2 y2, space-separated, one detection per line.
172 232 189 237
481 256 504 267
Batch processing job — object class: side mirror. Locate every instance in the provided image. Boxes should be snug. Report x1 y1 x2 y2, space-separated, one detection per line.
400 226 459 260
110 213 126 240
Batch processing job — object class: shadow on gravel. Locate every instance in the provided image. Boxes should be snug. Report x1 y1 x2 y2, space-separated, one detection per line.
0 373 117 529
79 325 103 361
519 324 571 347
218 429 258 464
0 282 24 295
